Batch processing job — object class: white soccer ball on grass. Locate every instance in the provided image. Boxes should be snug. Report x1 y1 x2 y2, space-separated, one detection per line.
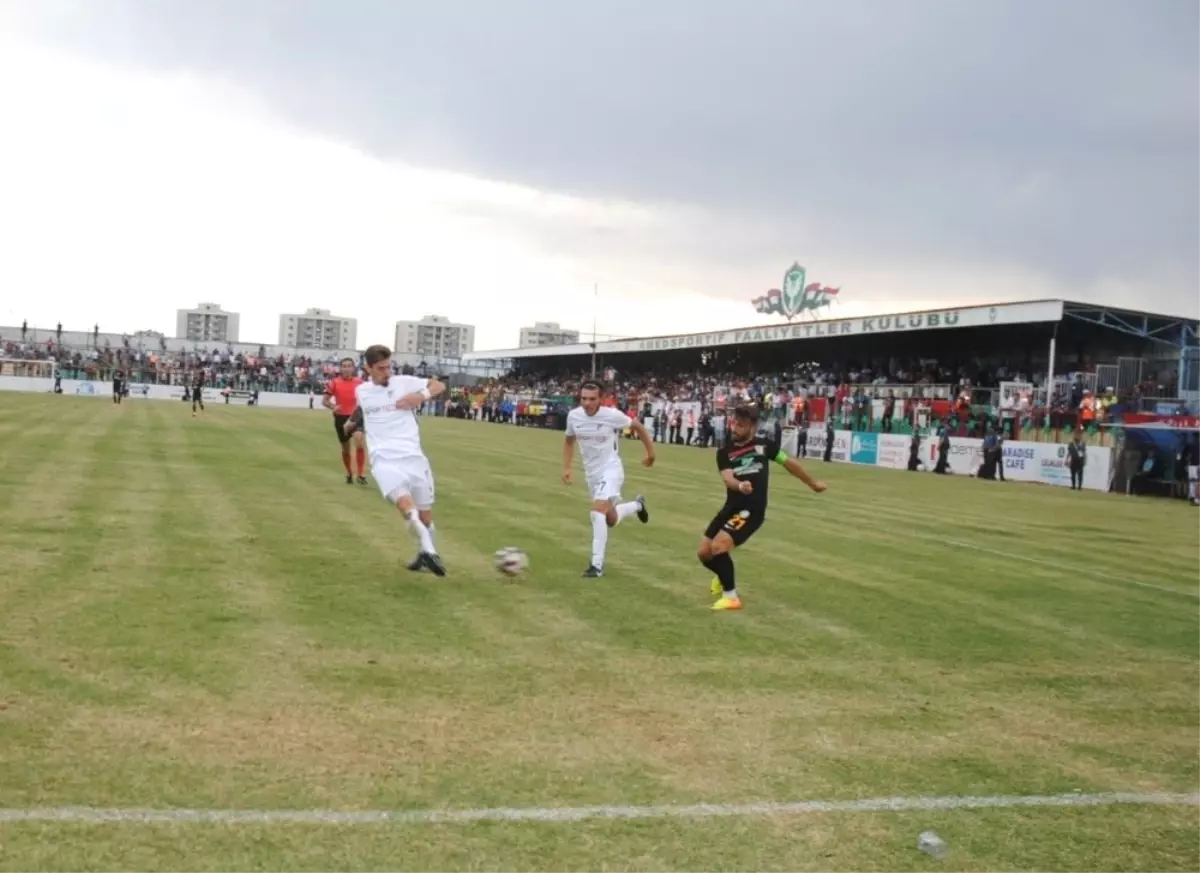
493 547 529 577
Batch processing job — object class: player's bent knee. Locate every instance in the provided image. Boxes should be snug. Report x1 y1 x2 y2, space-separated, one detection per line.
697 539 713 561
709 536 733 556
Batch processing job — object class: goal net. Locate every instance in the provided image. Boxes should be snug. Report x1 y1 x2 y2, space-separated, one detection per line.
0 358 56 379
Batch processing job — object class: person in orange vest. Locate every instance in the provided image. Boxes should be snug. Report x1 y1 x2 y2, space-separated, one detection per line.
1079 390 1096 430
792 394 808 427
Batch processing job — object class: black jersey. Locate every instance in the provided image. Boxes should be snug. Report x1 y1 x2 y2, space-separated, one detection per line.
716 433 782 516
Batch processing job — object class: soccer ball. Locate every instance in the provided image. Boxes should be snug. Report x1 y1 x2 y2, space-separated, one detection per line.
493 547 529 577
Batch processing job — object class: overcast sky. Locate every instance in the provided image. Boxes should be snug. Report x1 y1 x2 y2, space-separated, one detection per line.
1 0 1196 351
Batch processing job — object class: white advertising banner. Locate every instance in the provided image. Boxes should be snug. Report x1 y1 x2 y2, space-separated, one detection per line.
804 427 851 463
909 435 1112 491
809 424 1113 492
876 433 913 470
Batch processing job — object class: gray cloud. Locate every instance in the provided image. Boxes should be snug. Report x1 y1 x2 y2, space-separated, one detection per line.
17 0 1200 314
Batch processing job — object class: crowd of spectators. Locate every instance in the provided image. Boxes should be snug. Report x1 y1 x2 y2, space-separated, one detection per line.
1 332 351 393
4 326 1184 420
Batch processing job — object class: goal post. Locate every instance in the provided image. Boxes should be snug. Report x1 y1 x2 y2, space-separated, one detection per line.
0 358 56 379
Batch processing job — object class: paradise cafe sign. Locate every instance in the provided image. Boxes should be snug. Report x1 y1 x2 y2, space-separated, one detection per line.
610 309 964 354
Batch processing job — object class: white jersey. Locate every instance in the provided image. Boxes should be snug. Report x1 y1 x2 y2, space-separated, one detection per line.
566 405 631 480
355 376 429 462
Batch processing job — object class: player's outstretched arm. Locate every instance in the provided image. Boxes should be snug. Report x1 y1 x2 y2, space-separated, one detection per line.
395 376 446 410
775 452 827 493
629 420 656 467
562 435 577 484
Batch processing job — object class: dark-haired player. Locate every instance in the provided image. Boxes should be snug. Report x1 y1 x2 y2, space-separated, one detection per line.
699 404 826 611
344 344 448 575
112 369 124 405
191 370 206 417
324 357 367 484
562 381 655 577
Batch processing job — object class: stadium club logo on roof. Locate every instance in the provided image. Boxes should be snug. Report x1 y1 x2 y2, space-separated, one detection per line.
752 262 840 321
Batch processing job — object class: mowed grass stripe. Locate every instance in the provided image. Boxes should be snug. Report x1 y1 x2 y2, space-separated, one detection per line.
0 789 1195 823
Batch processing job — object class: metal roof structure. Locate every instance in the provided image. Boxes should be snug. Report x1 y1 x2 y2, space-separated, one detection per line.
460 299 1200 395
462 299 1197 362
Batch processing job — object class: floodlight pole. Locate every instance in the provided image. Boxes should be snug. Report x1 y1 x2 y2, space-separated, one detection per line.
591 283 598 379
1180 324 1195 402
1045 325 1057 408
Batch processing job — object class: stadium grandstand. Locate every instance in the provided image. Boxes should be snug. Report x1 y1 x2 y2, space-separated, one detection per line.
4 299 1197 493
459 298 1198 434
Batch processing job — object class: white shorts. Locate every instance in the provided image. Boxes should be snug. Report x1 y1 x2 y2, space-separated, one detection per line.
1189 465 1198 482
373 456 435 509
587 463 625 503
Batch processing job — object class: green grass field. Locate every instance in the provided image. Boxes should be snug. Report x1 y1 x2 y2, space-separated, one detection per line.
0 394 1197 871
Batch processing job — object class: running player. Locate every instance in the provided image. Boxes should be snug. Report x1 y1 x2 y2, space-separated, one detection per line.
699 404 826 611
191 370 205 417
112 369 124 405
344 345 447 576
323 357 367 485
562 381 655 578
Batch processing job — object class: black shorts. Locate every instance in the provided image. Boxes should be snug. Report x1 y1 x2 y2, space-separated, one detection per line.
333 414 353 444
704 506 764 546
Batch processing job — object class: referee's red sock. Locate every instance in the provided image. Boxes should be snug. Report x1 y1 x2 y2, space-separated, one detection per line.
355 448 366 477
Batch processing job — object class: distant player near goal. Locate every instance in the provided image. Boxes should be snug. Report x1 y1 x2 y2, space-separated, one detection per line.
699 404 826 611
562 381 655 578
324 357 367 485
344 345 447 576
190 370 205 417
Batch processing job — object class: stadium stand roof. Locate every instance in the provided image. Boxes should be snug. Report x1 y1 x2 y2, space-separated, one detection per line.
463 299 1198 362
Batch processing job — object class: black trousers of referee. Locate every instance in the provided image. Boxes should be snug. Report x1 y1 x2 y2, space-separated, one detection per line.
1070 461 1084 490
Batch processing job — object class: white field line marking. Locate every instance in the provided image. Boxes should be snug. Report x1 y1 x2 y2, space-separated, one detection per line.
944 540 1199 598
0 792 1195 825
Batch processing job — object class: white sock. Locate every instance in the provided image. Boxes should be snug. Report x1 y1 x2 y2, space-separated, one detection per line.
406 510 437 554
726 587 739 600
414 522 437 559
615 501 639 523
590 510 608 569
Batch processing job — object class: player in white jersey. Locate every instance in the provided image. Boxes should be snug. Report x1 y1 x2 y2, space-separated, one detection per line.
344 345 447 576
562 381 656 577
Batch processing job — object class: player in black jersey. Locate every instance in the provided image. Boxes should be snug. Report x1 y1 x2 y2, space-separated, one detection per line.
699 404 826 611
191 371 206 417
112 370 124 405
